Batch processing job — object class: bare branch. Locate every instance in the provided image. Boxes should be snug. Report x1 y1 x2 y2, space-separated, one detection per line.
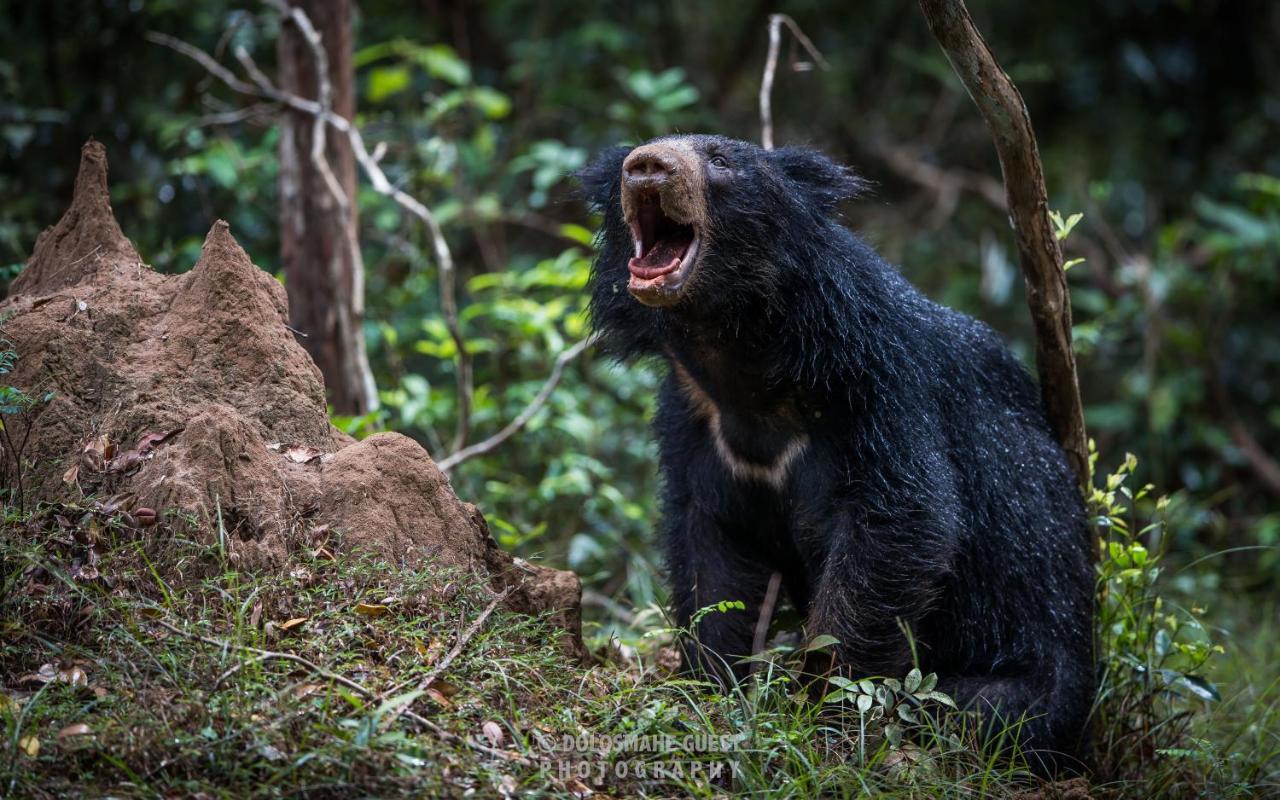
152 21 469 443
378 588 514 732
145 32 260 96
232 45 280 98
438 334 597 473
868 139 1008 216
759 14 830 150
750 571 783 672
190 102 280 129
918 0 1090 499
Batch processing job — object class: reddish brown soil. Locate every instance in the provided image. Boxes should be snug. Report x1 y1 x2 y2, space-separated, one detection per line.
0 141 581 650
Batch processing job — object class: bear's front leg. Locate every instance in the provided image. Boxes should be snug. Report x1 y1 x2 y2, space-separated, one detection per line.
662 491 775 686
805 505 957 678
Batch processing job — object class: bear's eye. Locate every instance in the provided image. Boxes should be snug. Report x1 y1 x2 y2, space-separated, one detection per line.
709 155 730 169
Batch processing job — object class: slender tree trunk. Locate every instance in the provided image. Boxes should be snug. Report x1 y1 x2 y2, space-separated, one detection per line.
918 0 1090 501
277 0 376 414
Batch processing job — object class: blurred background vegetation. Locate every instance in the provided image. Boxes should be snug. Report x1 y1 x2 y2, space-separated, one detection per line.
2 0 1277 620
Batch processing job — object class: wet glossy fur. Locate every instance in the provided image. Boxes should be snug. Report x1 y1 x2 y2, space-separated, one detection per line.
580 135 1095 774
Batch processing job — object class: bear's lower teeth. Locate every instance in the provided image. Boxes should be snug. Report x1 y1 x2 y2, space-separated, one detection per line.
636 238 688 269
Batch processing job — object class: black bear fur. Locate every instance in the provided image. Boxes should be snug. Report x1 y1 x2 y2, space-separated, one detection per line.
580 134 1095 774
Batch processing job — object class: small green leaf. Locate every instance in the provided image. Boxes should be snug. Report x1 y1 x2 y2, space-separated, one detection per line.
367 65 411 102
821 689 850 705
885 723 904 748
1170 673 1221 703
904 668 922 693
917 690 958 708
803 633 841 652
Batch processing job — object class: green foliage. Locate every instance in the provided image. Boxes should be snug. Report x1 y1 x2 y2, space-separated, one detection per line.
1088 450 1277 795
823 669 958 755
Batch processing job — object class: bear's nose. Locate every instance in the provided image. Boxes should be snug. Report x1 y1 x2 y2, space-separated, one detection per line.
624 148 678 186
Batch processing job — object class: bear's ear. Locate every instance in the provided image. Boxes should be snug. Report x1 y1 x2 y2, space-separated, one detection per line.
576 145 632 210
768 147 868 212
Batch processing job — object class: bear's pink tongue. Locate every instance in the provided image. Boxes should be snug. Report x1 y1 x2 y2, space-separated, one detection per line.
628 238 686 279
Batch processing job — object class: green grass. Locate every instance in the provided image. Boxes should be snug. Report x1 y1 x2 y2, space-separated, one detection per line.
1 499 1276 798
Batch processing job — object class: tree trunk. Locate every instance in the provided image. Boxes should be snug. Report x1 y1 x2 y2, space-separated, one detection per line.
277 0 376 414
918 0 1091 501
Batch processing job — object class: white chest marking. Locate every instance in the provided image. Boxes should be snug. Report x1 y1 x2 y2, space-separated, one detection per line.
673 363 808 489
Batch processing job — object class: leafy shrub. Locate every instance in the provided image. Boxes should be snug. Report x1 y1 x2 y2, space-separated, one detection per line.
1091 448 1227 793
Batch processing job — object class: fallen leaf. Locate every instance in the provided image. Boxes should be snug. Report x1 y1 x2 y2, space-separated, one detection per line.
58 666 89 687
78 434 112 474
417 638 445 665
17 663 60 685
135 428 183 455
57 723 93 740
268 443 326 463
481 720 505 747
425 686 452 708
429 679 460 698
355 602 389 618
279 617 308 632
17 736 39 757
258 743 285 761
106 449 147 474
72 564 99 582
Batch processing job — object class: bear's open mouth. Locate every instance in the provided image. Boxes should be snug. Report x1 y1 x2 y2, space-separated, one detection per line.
627 190 700 303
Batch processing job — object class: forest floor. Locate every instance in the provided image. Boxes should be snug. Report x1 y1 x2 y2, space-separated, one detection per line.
1 503 1277 799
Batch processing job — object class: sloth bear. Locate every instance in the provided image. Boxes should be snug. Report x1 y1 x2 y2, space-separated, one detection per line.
580 134 1094 773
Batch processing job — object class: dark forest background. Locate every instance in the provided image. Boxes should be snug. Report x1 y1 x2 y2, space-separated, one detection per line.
2 0 1278 611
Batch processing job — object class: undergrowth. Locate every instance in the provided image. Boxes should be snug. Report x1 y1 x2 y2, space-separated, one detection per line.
0 455 1276 798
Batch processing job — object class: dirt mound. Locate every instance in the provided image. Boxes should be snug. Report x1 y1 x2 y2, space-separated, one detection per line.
0 140 581 649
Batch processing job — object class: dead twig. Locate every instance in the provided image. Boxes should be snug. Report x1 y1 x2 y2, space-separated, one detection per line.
377 588 514 732
437 334 596 473
153 617 531 764
759 14 829 150
750 571 783 673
